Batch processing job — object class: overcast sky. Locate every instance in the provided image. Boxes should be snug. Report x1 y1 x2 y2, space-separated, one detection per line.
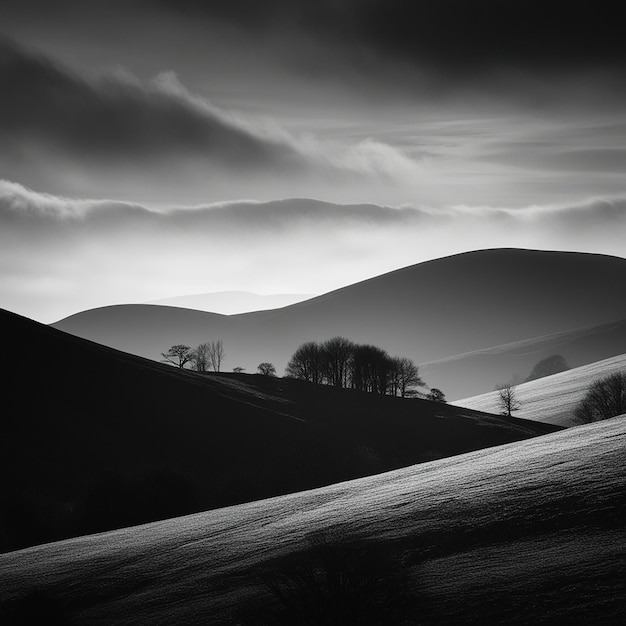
1 0 625 321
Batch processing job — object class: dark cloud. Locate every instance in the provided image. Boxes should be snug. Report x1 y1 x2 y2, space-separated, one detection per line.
0 36 305 172
0 36 431 203
6 1 623 82
159 0 626 77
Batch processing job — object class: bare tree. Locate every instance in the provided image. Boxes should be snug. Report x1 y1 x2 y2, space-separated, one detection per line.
285 339 431 398
496 382 521 416
321 337 355 388
161 344 193 369
351 344 391 395
285 341 323 383
575 372 626 423
191 343 210 372
389 357 425 398
257 362 276 376
233 366 245 374
207 340 225 372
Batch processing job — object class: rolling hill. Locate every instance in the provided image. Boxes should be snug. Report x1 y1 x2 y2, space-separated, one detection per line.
453 354 626 426
52 249 626 399
1 415 623 625
422 317 626 399
145 291 315 314
0 308 557 553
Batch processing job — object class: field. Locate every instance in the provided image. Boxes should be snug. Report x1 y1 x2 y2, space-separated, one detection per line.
2 416 624 624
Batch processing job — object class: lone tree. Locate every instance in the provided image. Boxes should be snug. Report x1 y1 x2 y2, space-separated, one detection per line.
575 371 626 423
233 366 245 374
161 344 193 368
257 362 277 376
496 382 521 417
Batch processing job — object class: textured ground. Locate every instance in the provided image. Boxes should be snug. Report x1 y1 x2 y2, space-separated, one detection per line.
1 417 624 625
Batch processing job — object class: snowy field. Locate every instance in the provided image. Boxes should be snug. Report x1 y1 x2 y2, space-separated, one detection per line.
453 354 626 426
1 416 624 624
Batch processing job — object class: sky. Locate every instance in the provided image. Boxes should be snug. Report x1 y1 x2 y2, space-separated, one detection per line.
1 0 625 322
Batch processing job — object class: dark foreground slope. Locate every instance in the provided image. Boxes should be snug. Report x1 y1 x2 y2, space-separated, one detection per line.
52 249 626 390
0 309 556 553
1 417 624 625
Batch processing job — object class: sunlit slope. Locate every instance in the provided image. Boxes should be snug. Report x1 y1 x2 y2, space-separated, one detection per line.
454 354 626 426
1 417 623 624
52 249 626 382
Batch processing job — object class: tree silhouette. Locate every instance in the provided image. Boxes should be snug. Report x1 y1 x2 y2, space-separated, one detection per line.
321 336 355 388
207 340 225 372
389 357 424 398
285 341 323 383
351 344 393 394
191 343 210 372
161 344 193 368
496 382 521 416
427 388 446 403
575 372 626 423
233 366 245 374
285 338 425 397
258 362 276 376
525 354 569 382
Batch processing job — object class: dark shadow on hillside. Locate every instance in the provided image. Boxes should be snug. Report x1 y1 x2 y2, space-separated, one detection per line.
0 589 72 626
244 532 423 626
78 469 199 535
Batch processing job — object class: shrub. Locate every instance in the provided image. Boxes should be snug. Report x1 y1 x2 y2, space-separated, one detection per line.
575 372 626 423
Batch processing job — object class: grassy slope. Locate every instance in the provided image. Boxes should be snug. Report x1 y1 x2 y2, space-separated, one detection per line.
51 249 626 389
1 416 624 625
0 308 556 552
453 354 626 426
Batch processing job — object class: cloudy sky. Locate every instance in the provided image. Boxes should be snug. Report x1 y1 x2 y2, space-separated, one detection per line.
1 0 625 322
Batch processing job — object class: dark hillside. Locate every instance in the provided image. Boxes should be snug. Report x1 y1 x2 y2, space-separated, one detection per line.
1 308 557 552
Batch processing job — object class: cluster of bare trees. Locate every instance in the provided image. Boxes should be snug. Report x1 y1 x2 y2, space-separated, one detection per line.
285 337 425 398
161 340 225 372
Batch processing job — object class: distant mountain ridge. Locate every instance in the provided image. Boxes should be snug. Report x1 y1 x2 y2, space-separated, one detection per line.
145 291 316 314
52 249 626 398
